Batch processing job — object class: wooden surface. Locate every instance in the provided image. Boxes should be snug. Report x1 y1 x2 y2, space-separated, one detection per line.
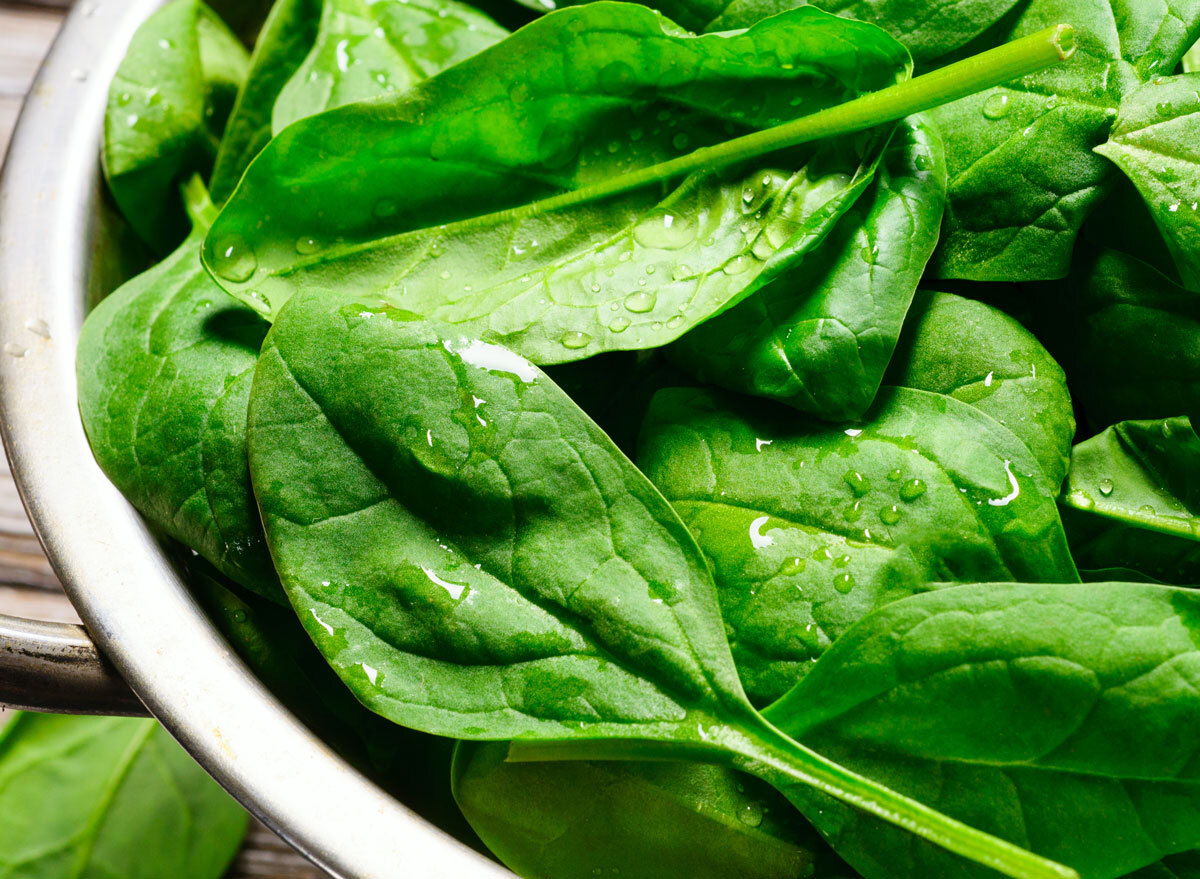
0 6 328 876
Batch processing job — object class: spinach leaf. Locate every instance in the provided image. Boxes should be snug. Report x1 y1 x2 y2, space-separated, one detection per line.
1061 507 1200 585
104 0 249 253
1071 249 1200 429
1127 853 1200 879
0 713 247 879
452 740 841 879
637 383 1076 705
884 290 1075 488
246 286 1076 879
272 0 508 132
1063 416 1200 540
928 0 1200 282
767 581 1200 879
76 180 280 601
667 114 946 421
204 5 914 358
208 0 322 204
1095 74 1200 291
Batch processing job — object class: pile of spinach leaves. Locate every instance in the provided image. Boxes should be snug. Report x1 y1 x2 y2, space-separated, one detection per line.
63 0 1200 876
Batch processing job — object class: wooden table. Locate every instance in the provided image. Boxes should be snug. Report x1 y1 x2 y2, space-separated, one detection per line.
1 4 328 876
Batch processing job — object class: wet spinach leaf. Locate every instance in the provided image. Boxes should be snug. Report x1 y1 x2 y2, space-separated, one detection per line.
1095 74 1200 291
76 180 279 601
104 0 248 252
246 286 1075 879
668 114 946 421
928 0 1200 282
1061 507 1200 585
0 713 247 879
769 581 1200 879
638 381 1076 705
204 5 914 359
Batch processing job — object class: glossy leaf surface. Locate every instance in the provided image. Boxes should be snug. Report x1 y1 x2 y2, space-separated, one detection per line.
104 0 249 252
76 190 279 600
928 0 1200 281
205 4 909 362
1096 74 1200 291
638 385 1076 705
0 713 247 879
669 114 946 421
769 581 1200 879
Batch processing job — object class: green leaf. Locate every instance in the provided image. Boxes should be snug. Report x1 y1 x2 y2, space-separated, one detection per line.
0 713 247 879
208 0 322 204
272 0 508 132
76 183 280 601
1070 249 1200 429
928 0 1200 282
203 4 912 361
246 287 1077 879
1061 507 1200 586
104 0 249 252
637 384 1076 705
1063 416 1200 540
452 740 840 879
766 581 1200 879
1095 74 1200 291
884 290 1075 488
668 114 946 421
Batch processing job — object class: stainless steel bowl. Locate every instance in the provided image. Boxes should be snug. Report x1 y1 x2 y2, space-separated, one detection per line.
0 3 510 876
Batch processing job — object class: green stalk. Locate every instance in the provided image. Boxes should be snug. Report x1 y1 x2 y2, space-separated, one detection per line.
502 23 1075 221
508 714 1080 879
181 174 219 230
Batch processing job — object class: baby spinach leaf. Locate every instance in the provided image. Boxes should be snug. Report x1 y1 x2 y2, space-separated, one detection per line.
668 114 946 421
767 581 1200 879
1127 853 1200 879
884 290 1075 488
1071 249 1200 429
272 0 508 132
104 0 249 252
928 0 1200 282
1063 416 1200 540
1061 507 1200 586
204 5 915 359
637 384 1076 705
208 0 322 204
1095 74 1200 291
246 287 1076 879
452 740 839 879
76 181 280 601
0 712 247 879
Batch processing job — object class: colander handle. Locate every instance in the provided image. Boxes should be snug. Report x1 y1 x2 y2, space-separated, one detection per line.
0 614 147 716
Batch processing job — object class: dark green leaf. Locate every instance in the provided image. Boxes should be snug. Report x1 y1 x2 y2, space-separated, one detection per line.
1061 506 1200 585
76 185 279 601
0 713 247 879
104 0 249 252
1095 73 1200 291
885 289 1075 488
638 384 1076 705
208 0 322 204
271 0 508 132
668 114 946 421
204 5 909 362
767 581 1200 879
928 0 1200 281
452 740 838 879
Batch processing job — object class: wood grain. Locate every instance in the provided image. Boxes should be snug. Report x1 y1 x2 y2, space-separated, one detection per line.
0 5 329 875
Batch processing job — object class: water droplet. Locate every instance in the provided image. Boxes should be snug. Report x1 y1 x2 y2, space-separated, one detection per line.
608 316 630 332
666 315 683 329
71 68 88 82
833 572 855 594
116 91 132 106
843 470 870 497
833 554 851 568
3 343 27 358
886 468 903 482
211 238 257 283
439 269 452 280
860 243 880 263
624 290 657 313
672 132 690 151
1138 504 1156 516
738 802 764 827
982 93 1012 120
191 300 212 314
1098 478 1114 496
599 61 636 95
1156 101 1174 117
561 331 592 350
295 236 320 255
880 505 902 525
157 38 173 50
722 255 752 275
1163 420 1175 438
632 212 696 250
899 478 927 501
24 318 49 338
842 502 863 522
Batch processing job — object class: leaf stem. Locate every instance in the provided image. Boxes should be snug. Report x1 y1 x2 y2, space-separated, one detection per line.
514 24 1075 220
181 174 219 231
